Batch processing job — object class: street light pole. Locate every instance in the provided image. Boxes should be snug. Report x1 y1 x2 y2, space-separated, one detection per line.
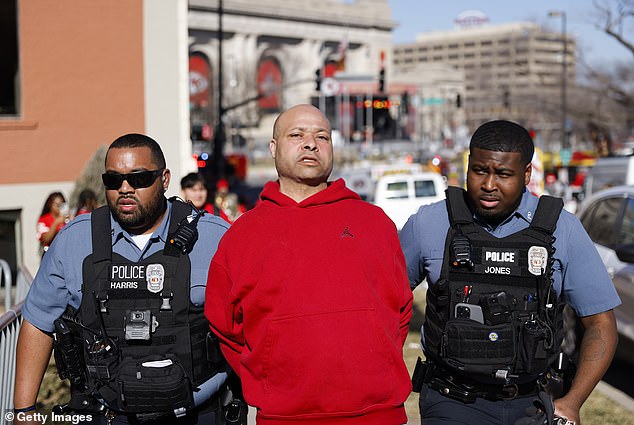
548 10 568 152
213 0 226 180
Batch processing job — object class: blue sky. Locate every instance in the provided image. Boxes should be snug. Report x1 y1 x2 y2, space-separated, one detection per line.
388 0 633 66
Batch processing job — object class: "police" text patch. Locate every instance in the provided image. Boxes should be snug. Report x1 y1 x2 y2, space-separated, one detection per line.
475 248 521 275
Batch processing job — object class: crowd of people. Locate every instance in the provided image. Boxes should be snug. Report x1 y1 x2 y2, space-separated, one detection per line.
16 105 620 425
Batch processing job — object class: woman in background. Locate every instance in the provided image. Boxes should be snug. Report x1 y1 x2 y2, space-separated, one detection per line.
37 192 69 254
75 188 99 216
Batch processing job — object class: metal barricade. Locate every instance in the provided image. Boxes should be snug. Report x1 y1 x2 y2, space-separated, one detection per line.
0 265 32 425
1 260 12 313
13 266 32 308
0 302 23 424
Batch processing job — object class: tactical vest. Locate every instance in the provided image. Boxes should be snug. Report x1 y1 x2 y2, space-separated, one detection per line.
65 201 221 416
424 187 565 385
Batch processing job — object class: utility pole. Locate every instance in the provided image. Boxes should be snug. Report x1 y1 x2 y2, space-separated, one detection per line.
548 10 568 152
212 0 225 180
548 10 569 183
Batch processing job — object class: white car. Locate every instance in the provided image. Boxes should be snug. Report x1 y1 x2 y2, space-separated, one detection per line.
577 185 634 278
374 172 446 231
576 185 634 342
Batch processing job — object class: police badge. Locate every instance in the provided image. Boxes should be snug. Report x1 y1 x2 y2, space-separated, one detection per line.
146 264 165 293
528 246 548 276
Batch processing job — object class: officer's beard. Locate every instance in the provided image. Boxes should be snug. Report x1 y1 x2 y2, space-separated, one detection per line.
111 191 167 235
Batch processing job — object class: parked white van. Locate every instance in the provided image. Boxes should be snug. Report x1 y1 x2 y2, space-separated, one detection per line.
374 172 447 231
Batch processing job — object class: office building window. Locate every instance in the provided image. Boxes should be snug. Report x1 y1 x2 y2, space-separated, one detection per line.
0 0 19 116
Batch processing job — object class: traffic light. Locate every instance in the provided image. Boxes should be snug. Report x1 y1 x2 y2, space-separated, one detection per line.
378 68 385 92
456 93 462 108
315 68 322 92
191 123 212 141
402 91 409 113
503 90 510 109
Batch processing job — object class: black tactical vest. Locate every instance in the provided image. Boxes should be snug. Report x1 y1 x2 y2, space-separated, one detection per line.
71 201 220 415
424 187 565 384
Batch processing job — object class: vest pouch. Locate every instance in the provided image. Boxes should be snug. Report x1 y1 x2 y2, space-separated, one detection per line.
443 319 516 377
114 355 193 413
519 320 550 374
86 352 119 381
424 284 450 354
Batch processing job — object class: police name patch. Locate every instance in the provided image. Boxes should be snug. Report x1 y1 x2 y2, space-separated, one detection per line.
109 263 164 292
528 246 548 276
146 264 164 293
475 248 520 276
110 264 144 289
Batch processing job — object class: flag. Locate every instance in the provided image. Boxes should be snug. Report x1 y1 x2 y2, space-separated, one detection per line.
336 35 348 71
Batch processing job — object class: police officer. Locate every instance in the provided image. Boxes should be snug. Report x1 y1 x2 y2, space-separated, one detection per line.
401 120 620 425
14 134 231 424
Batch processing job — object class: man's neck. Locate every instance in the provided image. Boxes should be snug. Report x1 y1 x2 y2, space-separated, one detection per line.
278 178 327 203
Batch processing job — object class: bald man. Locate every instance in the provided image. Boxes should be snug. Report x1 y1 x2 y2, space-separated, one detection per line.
205 104 413 425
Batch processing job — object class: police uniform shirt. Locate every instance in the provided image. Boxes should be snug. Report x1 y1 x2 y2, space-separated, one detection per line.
23 199 230 403
400 188 621 319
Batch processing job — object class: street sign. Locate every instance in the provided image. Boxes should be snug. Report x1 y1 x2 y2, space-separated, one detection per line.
423 97 445 105
560 148 572 166
321 77 340 96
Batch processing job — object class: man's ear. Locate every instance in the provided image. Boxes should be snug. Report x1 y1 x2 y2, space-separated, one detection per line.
269 139 277 159
162 169 171 190
524 163 532 186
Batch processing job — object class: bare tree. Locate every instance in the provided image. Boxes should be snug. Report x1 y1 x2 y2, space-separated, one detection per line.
593 0 634 56
69 145 107 209
576 1 634 152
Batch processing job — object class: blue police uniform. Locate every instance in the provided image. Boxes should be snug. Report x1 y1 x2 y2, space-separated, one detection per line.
23 199 230 418
399 188 621 425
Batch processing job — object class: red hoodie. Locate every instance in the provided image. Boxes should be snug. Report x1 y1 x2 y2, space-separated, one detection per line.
205 179 413 425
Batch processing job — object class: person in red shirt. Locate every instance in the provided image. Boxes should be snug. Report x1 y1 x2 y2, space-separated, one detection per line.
74 188 99 216
205 104 413 425
180 172 231 223
213 178 248 223
37 192 69 254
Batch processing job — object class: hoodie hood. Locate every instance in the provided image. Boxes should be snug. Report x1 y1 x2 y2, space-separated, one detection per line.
260 178 361 208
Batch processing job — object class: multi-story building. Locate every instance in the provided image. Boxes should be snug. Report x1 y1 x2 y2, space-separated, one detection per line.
393 20 576 147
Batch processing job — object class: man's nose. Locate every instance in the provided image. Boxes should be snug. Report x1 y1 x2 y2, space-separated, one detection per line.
119 179 135 193
303 135 318 151
482 174 496 190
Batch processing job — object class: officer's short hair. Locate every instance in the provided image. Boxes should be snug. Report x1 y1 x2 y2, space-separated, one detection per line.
470 120 534 166
180 172 206 190
106 133 166 169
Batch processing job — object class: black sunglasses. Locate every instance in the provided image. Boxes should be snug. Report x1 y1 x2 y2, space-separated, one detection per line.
102 169 164 190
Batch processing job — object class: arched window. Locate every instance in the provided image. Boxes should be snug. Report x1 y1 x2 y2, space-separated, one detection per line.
189 53 213 140
256 57 282 113
189 53 212 109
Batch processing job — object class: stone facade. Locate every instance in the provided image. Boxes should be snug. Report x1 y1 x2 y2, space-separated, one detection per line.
188 0 396 148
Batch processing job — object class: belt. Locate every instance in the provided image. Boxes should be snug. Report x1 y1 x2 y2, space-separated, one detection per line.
426 367 538 402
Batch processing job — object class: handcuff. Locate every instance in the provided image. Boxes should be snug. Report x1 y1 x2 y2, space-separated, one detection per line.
554 417 575 425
